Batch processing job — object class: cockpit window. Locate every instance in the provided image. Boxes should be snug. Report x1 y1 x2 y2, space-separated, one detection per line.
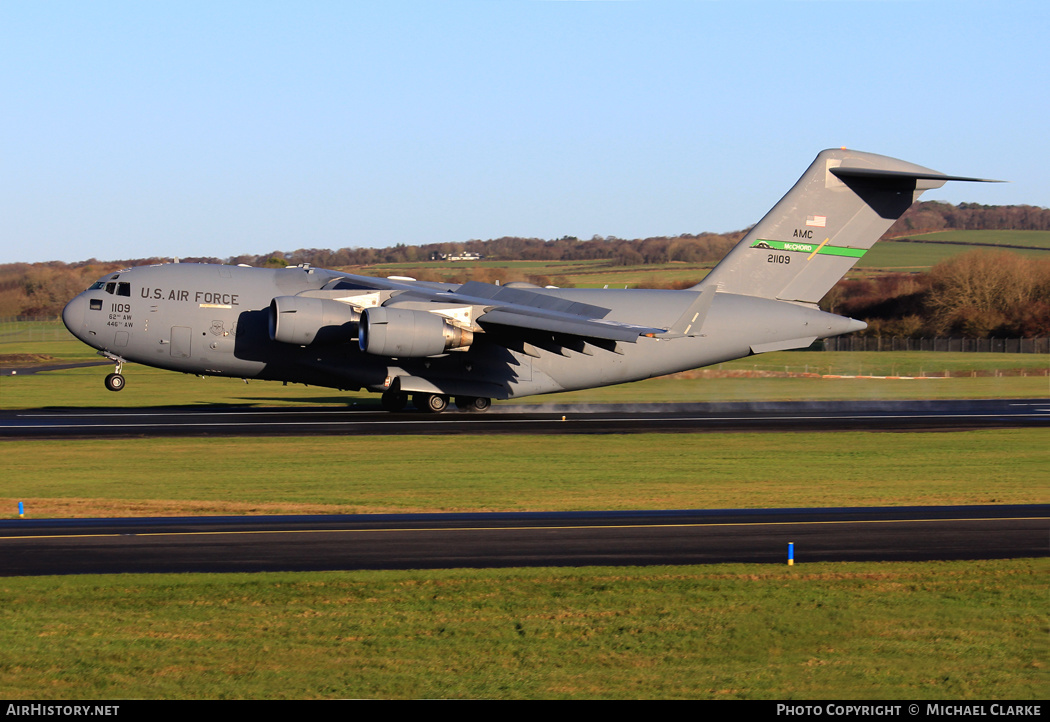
117 282 131 297
89 281 105 290
105 283 116 294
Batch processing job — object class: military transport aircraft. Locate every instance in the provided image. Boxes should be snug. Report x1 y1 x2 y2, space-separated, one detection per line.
62 149 996 412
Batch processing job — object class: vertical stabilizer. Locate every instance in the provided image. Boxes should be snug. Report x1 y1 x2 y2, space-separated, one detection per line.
697 149 997 304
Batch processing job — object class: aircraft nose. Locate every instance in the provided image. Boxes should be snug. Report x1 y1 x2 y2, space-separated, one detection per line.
62 294 87 336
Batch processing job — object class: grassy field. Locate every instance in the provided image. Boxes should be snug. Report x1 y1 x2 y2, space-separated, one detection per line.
4 429 1046 518
858 240 1049 271
856 230 1050 271
357 258 715 288
857 241 979 271
906 230 1050 248
0 559 1043 699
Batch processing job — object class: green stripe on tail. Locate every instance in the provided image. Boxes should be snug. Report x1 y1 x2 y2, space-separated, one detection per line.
751 239 867 258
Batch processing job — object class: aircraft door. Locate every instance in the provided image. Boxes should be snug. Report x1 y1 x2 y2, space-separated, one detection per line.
170 326 192 358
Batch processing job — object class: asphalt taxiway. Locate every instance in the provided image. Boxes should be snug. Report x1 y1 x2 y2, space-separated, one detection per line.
2 398 1048 438
2 505 1046 576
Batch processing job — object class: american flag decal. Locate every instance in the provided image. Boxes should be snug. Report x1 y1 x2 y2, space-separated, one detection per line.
806 215 827 228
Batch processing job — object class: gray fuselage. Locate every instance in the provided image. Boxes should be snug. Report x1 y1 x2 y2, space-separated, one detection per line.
62 261 861 400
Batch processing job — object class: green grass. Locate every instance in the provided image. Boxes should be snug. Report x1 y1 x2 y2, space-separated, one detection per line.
856 241 979 270
857 231 1050 271
0 560 1043 699
0 320 90 361
858 241 1048 271
0 318 68 342
907 230 1050 249
526 376 1049 404
736 350 1049 376
358 259 714 288
368 258 613 272
3 430 1046 518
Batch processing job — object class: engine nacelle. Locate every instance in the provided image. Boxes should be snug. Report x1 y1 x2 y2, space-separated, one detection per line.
358 307 473 357
269 296 361 346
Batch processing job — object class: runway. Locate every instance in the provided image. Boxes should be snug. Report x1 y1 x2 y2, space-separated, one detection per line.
2 398 1049 437
1 505 1045 576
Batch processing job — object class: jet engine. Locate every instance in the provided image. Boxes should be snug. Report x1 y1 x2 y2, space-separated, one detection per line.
269 296 361 346
358 307 473 357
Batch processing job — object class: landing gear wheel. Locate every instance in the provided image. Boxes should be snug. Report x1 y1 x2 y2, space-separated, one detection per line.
414 393 449 414
456 396 491 412
104 373 125 392
381 390 409 412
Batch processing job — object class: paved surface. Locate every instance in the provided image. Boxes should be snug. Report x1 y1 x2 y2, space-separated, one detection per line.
3 398 1048 438
1 505 1045 576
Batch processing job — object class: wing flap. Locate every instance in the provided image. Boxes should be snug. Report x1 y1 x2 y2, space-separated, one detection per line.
478 308 660 343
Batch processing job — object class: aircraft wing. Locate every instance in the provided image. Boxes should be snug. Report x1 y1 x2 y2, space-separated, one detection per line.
472 306 661 343
330 273 665 343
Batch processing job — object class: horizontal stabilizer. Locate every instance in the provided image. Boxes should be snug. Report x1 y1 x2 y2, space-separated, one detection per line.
829 166 1003 185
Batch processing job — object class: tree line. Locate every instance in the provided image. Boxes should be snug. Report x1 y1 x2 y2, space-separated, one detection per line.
887 201 1050 235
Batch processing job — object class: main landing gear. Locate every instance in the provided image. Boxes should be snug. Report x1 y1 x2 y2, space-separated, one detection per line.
455 396 491 413
380 390 491 414
380 390 409 412
414 393 449 414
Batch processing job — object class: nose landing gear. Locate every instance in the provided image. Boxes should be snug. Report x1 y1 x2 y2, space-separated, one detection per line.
102 354 127 392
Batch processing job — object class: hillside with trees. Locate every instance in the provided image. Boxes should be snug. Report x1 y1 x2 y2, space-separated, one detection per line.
821 251 1050 338
887 201 1050 235
2 202 1048 338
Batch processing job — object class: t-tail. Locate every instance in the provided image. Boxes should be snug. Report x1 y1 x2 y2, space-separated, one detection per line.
697 148 1000 303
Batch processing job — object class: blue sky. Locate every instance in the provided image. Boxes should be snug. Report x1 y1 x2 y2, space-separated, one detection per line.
2 0 1047 264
